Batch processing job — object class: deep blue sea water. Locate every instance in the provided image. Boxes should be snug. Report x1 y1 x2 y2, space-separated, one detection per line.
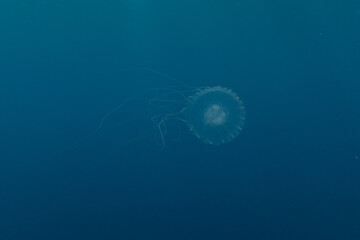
1 0 359 239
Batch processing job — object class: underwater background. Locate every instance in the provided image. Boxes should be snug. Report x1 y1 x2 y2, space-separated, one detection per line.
1 0 359 239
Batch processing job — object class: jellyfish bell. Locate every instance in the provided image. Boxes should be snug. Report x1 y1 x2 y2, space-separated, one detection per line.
182 86 246 145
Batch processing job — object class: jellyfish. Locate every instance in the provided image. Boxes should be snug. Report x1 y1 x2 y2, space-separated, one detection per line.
48 68 247 161
92 69 246 147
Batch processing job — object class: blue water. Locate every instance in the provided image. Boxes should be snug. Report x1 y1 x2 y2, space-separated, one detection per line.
1 0 359 239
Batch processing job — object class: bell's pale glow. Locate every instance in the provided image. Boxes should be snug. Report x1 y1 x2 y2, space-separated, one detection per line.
203 104 227 126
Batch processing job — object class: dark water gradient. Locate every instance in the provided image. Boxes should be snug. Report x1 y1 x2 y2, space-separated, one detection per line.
1 0 359 239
